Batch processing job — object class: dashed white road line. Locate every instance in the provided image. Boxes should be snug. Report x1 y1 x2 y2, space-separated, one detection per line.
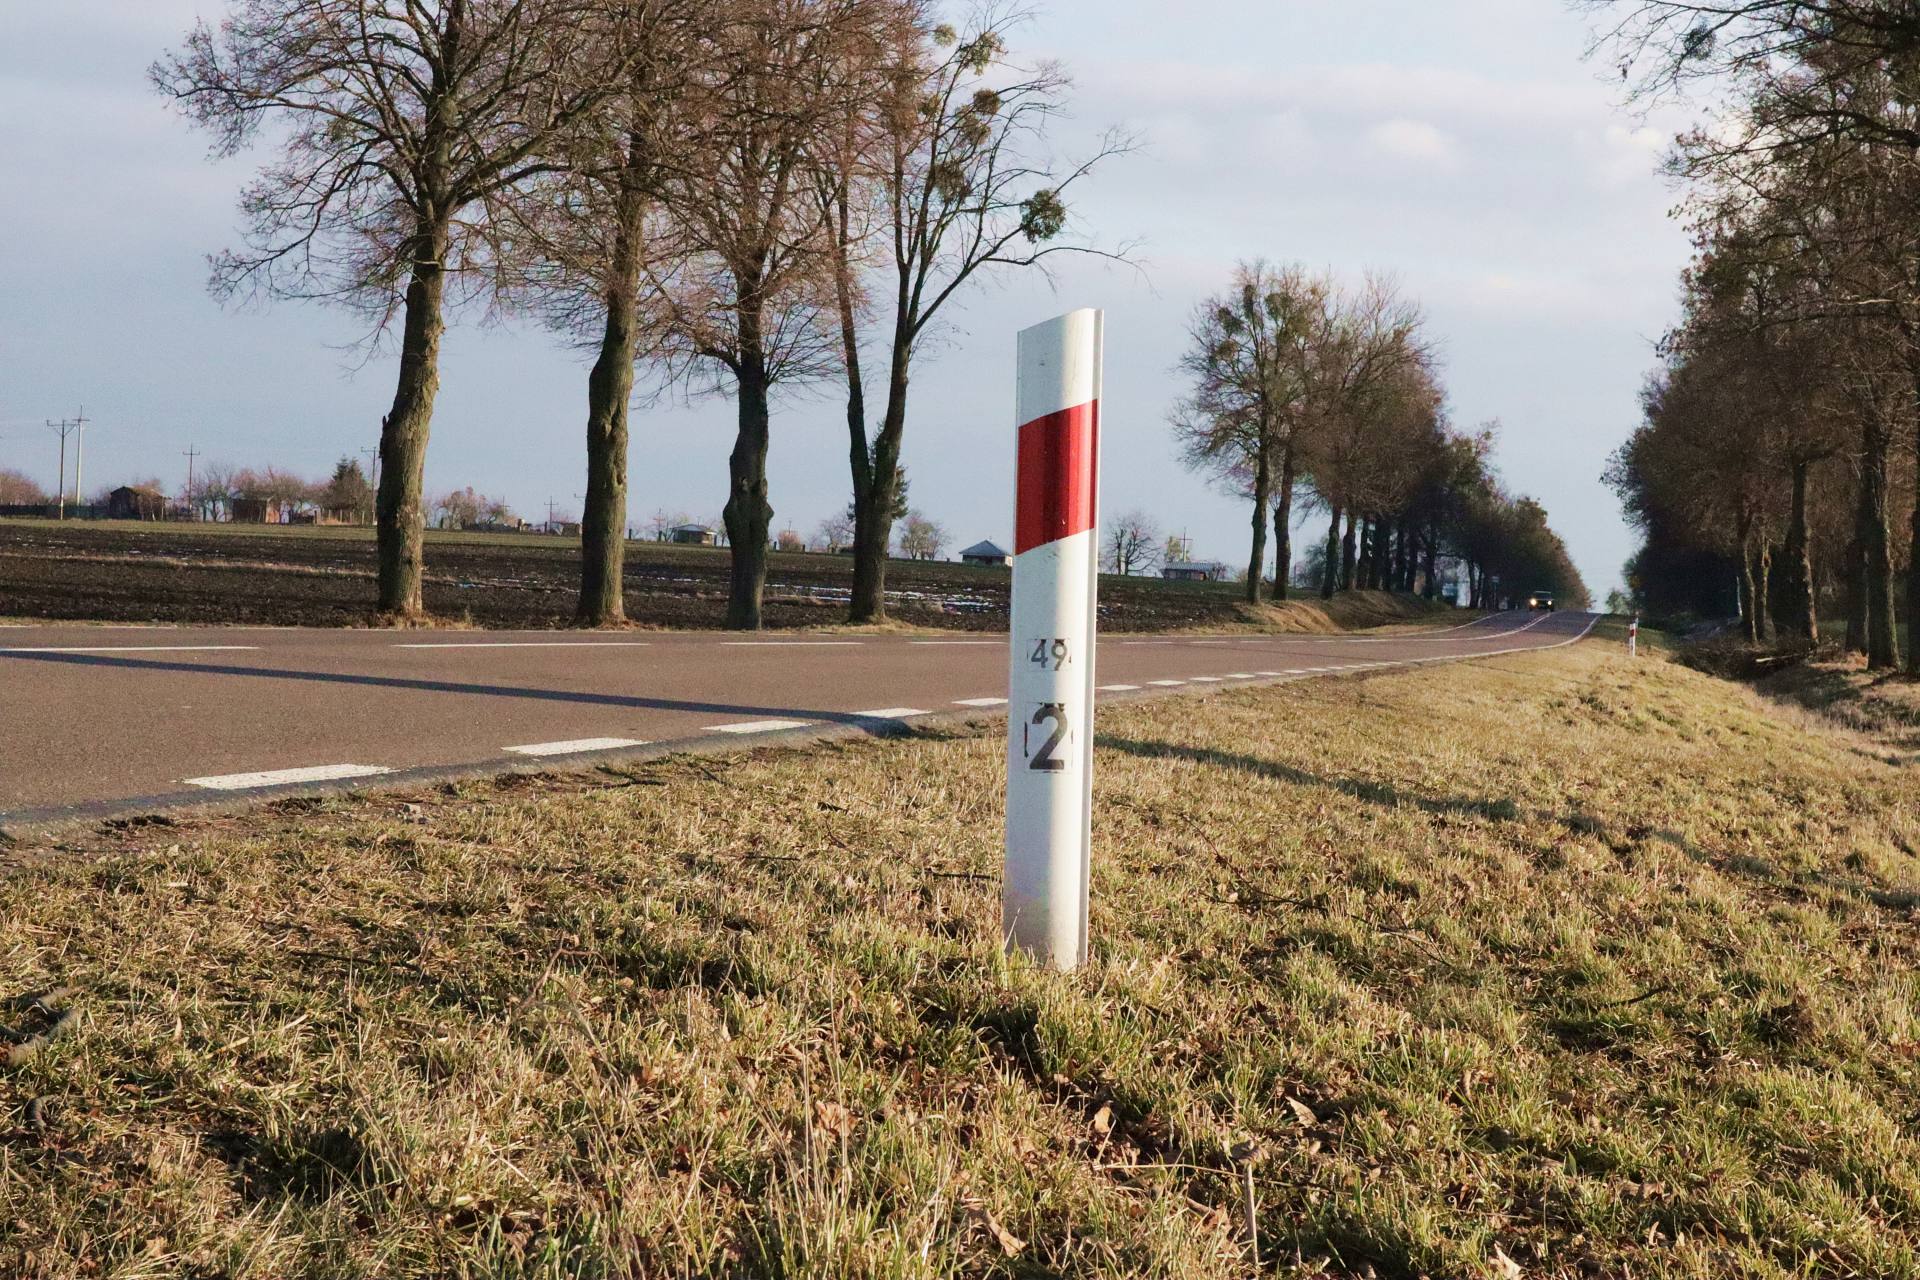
504 737 649 757
853 707 928 719
1190 676 1225 683
185 763 393 791
953 697 1007 708
1098 684 1142 692
1225 673 1256 679
3 645 261 654
721 641 861 647
1147 679 1185 687
396 641 652 649
707 719 814 734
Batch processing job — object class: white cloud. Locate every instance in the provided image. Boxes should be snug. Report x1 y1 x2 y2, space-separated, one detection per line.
1367 118 1460 168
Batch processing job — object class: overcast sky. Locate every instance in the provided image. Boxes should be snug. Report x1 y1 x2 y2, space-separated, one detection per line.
0 1 1693 593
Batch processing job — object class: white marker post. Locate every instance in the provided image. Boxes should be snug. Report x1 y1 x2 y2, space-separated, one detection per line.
1005 309 1103 971
1628 614 1639 659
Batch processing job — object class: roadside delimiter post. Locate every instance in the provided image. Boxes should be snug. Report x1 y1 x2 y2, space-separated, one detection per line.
1004 308 1103 971
1628 613 1639 659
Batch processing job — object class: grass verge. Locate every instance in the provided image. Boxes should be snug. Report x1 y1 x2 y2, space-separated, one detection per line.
5 637 1919 1278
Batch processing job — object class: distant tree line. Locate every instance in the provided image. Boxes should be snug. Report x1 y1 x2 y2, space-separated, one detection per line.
1168 261 1589 609
1586 0 1920 668
156 0 1125 628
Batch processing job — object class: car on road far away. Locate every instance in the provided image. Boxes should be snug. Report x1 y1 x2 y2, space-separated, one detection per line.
1528 590 1557 611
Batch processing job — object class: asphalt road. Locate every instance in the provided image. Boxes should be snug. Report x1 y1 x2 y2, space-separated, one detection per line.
1 610 1597 831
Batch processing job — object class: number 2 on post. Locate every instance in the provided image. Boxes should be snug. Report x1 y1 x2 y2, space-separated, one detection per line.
1025 703 1071 772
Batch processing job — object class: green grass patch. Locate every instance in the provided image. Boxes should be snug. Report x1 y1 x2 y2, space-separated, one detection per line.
5 640 1917 1277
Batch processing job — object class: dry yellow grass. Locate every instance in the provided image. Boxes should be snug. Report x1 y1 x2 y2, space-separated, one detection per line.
3 636 1918 1278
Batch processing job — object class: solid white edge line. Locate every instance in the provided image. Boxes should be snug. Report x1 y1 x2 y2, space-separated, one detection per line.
953 697 1008 707
4 645 262 654
852 708 929 719
397 641 652 649
707 719 814 733
503 737 650 757
185 764 393 791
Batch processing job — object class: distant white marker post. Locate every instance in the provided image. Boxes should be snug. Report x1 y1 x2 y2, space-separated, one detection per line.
1004 308 1103 971
1628 613 1639 659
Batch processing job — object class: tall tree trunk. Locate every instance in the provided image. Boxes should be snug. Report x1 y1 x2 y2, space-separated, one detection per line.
1910 373 1920 672
850 343 910 624
723 309 774 631
1245 446 1272 604
1781 458 1816 643
1321 506 1341 599
375 217 450 620
1865 416 1897 668
1339 511 1357 591
1422 520 1440 599
1845 453 1869 654
1738 511 1761 644
577 155 648 627
1271 449 1296 602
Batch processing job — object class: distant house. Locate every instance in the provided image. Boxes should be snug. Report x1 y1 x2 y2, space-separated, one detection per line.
543 521 581 538
231 497 298 524
107 485 169 521
1162 560 1227 582
959 539 1011 567
669 523 717 546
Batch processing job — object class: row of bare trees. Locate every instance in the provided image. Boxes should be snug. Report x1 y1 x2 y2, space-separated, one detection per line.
1169 261 1588 609
1585 0 1920 668
156 0 1121 628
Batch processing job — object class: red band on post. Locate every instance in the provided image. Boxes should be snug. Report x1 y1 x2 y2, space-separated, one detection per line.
1014 400 1099 555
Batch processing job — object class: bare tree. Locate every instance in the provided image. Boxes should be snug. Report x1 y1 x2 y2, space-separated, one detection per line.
496 0 713 624
814 510 856 550
656 0 887 629
822 6 1133 623
155 1 645 619
1171 262 1330 603
895 510 947 559
1101 509 1162 576
0 470 48 505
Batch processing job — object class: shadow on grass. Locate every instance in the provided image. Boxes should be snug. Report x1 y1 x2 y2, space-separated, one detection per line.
1096 734 1523 825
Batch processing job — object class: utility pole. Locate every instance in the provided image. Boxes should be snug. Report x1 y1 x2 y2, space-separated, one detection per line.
360 446 379 488
545 497 560 531
183 445 201 520
48 417 80 520
69 407 90 511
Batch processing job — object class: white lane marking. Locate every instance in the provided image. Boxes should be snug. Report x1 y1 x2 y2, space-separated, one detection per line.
1225 673 1256 679
1098 683 1142 692
1190 676 1225 683
504 737 650 757
1147 679 1185 687
1192 640 1232 646
396 641 652 649
953 697 1008 708
721 641 861 647
1256 671 1287 677
185 763 393 791
707 719 813 734
3 645 261 654
853 707 928 719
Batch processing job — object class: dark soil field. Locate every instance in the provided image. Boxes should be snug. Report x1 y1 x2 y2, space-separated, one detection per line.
0 519 1334 632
